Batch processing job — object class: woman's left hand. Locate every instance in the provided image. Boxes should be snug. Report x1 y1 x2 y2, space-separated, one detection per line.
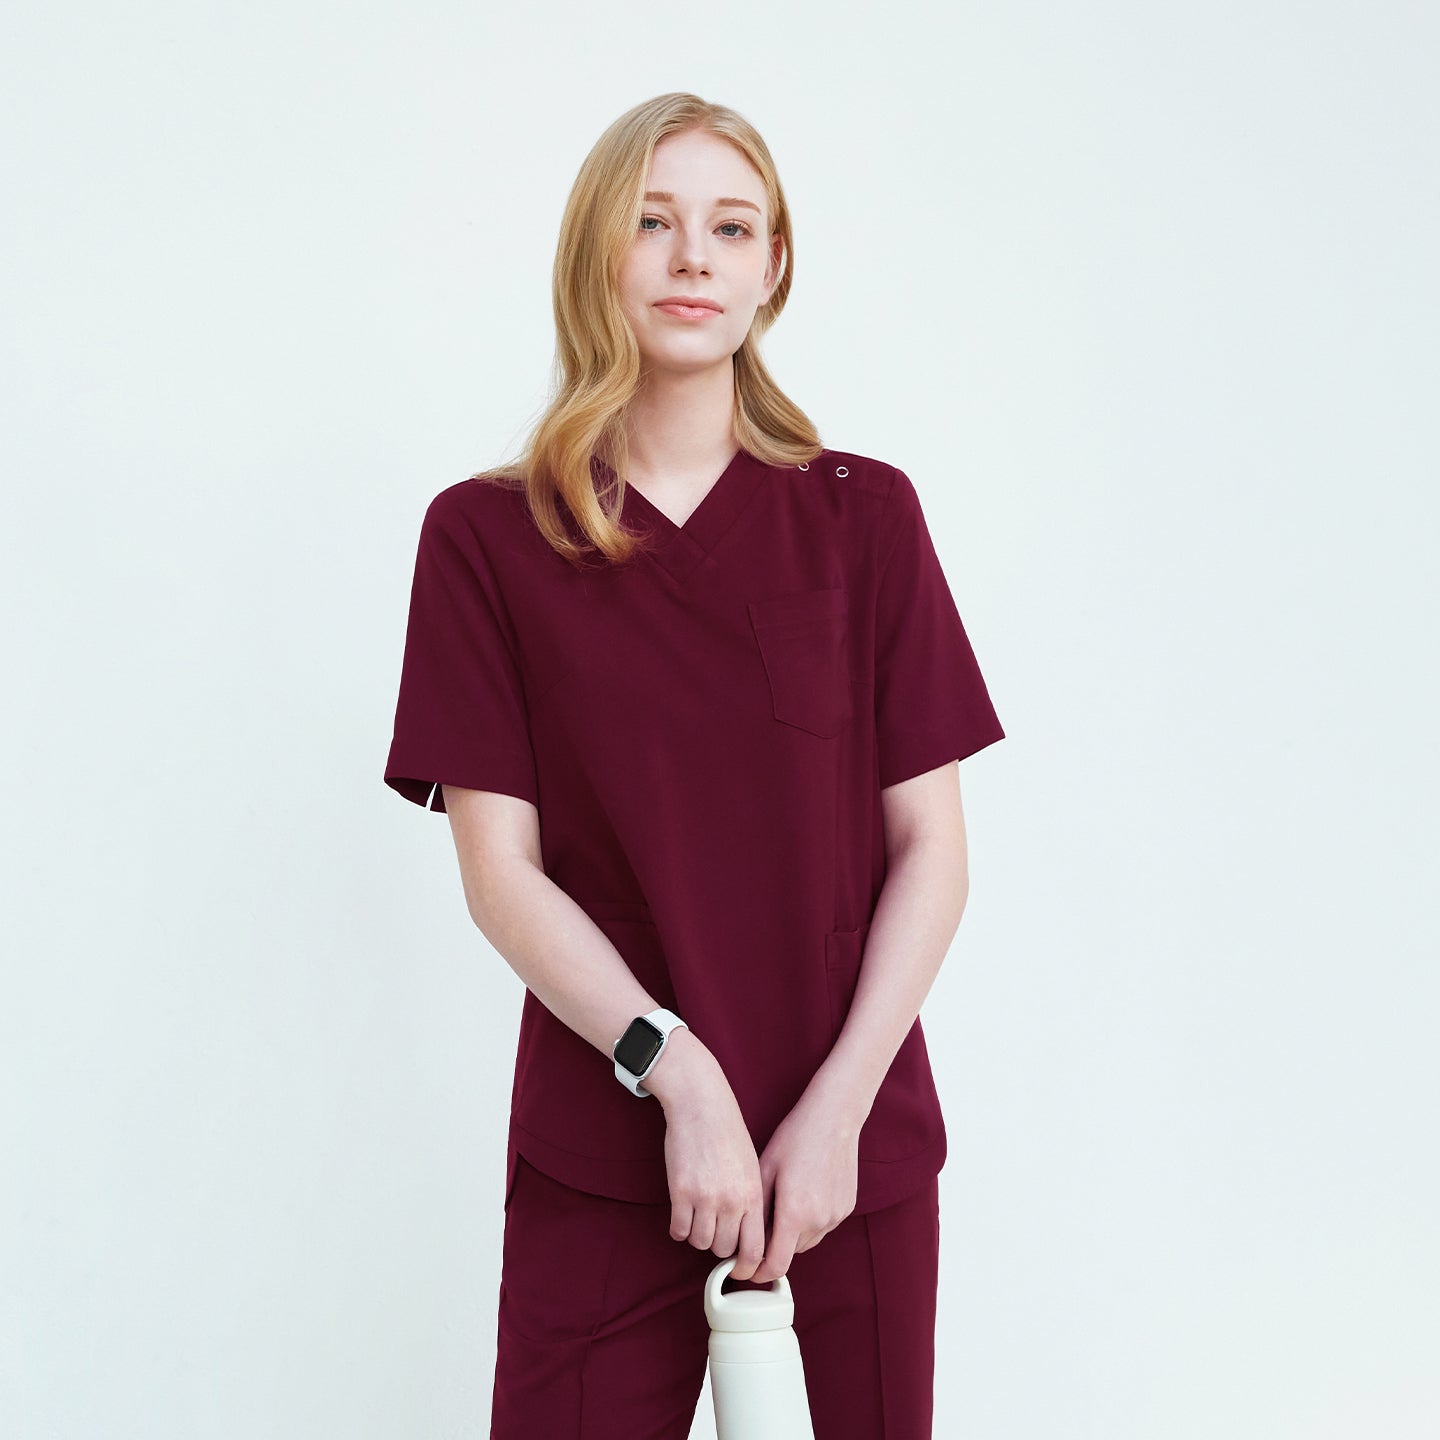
742 1092 860 1284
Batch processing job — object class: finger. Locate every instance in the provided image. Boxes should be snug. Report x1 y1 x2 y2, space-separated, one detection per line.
727 1206 767 1282
712 1209 742 1263
689 1206 717 1252
750 1185 780 1281
669 1197 695 1243
762 1221 800 1280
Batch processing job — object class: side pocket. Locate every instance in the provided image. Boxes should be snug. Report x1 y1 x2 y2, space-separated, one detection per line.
503 1139 521 1212
824 921 872 1037
748 586 854 738
824 920 945 1163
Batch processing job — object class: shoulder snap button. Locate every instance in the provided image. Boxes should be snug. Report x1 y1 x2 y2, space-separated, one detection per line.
797 462 809 471
835 465 848 476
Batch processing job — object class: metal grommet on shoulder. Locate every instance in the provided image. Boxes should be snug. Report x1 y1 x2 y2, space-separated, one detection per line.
797 462 809 471
835 465 849 476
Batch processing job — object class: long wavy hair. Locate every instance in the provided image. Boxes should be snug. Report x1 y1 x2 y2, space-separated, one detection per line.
471 92 823 568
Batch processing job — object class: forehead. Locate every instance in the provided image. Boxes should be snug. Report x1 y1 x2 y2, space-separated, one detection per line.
645 130 765 209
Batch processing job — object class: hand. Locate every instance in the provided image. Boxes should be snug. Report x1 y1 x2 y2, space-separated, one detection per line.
647 1033 768 1272
736 1090 861 1284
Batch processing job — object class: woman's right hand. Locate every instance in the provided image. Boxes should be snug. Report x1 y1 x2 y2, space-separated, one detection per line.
643 1029 769 1281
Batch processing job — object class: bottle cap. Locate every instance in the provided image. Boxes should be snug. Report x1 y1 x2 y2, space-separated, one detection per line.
704 1256 798 1331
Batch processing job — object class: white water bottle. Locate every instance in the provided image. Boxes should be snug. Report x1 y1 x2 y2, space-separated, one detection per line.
705 1256 817 1440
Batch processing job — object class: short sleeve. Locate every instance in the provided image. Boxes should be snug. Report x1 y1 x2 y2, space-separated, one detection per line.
383 486 539 812
873 467 1005 789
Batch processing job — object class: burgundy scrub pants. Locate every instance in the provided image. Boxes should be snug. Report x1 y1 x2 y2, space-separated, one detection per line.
489 1150 941 1439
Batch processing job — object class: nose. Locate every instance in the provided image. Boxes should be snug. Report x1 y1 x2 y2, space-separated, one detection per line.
670 227 714 276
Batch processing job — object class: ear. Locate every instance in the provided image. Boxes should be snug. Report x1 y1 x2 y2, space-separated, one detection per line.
762 233 785 303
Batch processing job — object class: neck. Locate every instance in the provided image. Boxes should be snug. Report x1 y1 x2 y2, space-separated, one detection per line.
623 363 737 484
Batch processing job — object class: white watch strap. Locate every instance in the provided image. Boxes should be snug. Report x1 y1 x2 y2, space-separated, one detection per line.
613 1007 688 1097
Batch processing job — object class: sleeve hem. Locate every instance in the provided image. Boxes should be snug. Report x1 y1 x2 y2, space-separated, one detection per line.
384 755 539 812
878 721 1006 791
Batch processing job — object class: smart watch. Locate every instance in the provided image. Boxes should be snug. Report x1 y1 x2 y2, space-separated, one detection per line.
613 1008 688 1097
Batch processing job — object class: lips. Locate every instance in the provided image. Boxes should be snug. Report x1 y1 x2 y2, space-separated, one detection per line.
654 296 722 312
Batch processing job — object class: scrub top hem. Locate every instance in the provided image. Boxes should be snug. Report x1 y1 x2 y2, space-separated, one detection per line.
509 1114 947 1217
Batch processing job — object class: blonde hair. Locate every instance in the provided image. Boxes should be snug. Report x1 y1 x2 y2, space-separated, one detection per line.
472 91 822 567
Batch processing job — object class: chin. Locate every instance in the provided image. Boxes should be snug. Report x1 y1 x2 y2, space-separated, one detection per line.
645 349 734 375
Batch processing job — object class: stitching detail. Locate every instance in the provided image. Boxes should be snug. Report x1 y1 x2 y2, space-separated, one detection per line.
863 1207 889 1434
576 1195 626 1436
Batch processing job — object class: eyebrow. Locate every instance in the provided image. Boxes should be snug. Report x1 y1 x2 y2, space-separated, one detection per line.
643 190 762 215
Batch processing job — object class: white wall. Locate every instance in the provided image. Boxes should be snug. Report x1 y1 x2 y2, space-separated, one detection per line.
2 2 1435 1436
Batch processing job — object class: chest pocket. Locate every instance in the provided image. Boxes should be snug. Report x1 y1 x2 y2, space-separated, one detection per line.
747 586 854 738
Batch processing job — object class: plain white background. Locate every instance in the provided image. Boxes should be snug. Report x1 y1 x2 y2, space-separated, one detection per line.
2 3 1436 1437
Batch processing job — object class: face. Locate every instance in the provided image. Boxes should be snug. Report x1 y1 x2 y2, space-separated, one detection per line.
617 129 784 376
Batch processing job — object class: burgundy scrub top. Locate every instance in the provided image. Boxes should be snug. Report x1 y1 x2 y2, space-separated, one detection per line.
384 446 1005 1214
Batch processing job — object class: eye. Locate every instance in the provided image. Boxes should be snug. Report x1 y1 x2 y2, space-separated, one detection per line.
638 215 753 239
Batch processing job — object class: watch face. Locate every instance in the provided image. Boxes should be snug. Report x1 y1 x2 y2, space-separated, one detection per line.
615 1016 664 1076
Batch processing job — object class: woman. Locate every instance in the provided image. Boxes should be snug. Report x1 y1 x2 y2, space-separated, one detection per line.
384 92 1005 1439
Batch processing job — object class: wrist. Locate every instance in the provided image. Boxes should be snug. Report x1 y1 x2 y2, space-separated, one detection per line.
641 1026 711 1108
805 1055 874 1136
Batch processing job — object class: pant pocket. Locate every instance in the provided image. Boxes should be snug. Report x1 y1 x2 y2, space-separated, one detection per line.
497 1156 626 1344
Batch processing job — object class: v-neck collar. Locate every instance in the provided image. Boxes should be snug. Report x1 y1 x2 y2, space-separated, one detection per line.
591 445 772 583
